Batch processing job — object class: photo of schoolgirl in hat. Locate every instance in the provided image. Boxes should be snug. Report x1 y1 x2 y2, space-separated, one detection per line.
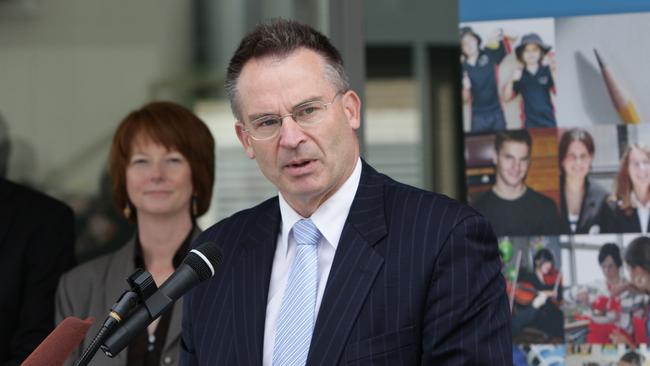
503 32 558 128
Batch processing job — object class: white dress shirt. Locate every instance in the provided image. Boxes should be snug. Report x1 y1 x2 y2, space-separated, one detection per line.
262 158 362 366
631 192 650 234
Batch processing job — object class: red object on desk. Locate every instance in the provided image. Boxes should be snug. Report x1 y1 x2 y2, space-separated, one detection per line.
21 316 94 366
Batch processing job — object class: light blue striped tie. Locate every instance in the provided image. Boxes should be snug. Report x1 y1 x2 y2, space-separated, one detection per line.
272 219 321 366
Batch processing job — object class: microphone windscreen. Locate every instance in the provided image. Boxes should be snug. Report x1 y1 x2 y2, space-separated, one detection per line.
21 316 94 366
184 242 223 281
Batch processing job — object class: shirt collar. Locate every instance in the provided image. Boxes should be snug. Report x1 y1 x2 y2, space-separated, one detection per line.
278 157 362 256
631 192 650 210
134 225 195 270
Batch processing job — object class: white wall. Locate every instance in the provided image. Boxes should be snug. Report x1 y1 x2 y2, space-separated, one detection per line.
0 0 193 196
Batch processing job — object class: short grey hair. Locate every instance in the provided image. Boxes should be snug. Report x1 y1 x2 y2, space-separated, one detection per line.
225 19 350 121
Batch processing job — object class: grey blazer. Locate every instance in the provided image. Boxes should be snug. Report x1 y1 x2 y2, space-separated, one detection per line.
55 228 200 366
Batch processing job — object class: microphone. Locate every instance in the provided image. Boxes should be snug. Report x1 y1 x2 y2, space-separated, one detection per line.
21 316 94 366
100 242 223 358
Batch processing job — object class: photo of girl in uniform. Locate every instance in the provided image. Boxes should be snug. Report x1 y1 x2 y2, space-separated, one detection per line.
459 18 555 132
503 33 557 128
598 143 650 234
558 128 608 234
460 26 511 132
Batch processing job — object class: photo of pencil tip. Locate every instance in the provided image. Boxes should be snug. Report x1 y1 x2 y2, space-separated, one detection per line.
593 48 641 124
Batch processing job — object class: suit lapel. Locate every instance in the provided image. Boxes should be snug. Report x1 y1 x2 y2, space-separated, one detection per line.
232 199 280 365
308 162 387 366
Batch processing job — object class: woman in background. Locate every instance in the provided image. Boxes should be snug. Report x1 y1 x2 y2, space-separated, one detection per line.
599 144 650 234
558 128 608 234
56 101 215 366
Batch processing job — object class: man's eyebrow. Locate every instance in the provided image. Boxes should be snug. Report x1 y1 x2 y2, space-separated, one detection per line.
247 95 324 121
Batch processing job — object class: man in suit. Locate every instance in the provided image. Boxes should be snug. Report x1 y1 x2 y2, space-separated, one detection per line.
0 178 76 365
181 19 511 365
0 115 76 365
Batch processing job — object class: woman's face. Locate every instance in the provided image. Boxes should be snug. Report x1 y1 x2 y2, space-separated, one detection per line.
628 264 650 294
539 260 553 275
126 138 194 220
562 140 592 181
600 255 619 282
628 147 650 190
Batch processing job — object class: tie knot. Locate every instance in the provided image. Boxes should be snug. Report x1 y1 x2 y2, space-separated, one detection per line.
292 219 321 246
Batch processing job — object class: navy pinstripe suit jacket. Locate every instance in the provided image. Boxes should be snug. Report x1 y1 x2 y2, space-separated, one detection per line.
180 161 511 365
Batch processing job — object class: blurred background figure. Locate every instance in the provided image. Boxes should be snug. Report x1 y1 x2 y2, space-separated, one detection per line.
0 112 76 365
558 128 608 234
56 101 215 366
599 144 650 234
622 236 650 345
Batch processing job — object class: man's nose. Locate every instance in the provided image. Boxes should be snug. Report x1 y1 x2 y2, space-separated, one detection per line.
278 116 307 148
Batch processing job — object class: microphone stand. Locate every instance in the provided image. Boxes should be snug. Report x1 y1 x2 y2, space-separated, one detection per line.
73 269 158 366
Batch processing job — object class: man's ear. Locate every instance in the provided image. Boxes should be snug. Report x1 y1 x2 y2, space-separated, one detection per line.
491 149 498 166
341 90 361 130
235 122 256 159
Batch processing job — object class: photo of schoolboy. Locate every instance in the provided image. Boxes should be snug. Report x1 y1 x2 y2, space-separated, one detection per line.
460 26 511 132
503 33 557 128
470 129 562 236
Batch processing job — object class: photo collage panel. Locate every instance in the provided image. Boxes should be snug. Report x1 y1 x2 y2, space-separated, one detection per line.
461 11 650 366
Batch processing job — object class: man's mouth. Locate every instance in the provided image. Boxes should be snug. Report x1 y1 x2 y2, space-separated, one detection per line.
286 159 312 168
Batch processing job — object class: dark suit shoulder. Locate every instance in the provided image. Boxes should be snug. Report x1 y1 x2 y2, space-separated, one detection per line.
367 167 482 236
204 196 277 231
196 196 279 250
0 178 73 219
377 170 478 218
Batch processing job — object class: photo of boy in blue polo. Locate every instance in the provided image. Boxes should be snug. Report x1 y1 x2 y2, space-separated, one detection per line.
461 26 511 132
504 33 557 128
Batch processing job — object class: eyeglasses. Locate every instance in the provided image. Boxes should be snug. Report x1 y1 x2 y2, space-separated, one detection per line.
243 91 345 140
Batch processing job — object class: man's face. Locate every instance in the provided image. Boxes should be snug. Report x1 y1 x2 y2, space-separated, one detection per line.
494 141 530 189
234 48 361 212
